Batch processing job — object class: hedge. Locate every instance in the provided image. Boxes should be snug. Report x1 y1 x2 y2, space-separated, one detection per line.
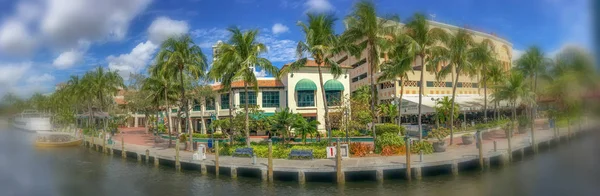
375 123 405 136
219 143 328 159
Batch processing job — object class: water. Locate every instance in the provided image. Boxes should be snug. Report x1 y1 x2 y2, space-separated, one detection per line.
2 126 600 196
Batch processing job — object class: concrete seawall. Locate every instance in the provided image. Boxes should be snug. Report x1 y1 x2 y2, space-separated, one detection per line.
85 124 597 183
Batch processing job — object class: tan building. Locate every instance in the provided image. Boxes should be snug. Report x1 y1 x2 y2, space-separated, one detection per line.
335 20 513 119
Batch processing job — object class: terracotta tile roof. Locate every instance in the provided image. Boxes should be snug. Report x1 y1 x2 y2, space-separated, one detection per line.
282 59 352 70
212 79 284 91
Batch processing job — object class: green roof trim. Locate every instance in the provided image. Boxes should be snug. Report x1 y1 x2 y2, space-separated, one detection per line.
324 79 344 91
295 79 317 91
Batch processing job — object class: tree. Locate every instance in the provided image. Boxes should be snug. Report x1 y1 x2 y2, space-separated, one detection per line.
293 117 320 144
377 31 414 126
271 108 298 144
282 13 358 144
192 85 215 134
515 46 546 152
343 0 398 145
143 71 180 147
208 41 236 146
155 34 208 149
433 28 477 145
492 70 532 138
434 96 460 128
214 27 278 147
376 103 398 123
470 40 497 123
401 13 448 141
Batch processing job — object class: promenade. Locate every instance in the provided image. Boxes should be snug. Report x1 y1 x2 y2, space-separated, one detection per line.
86 121 598 183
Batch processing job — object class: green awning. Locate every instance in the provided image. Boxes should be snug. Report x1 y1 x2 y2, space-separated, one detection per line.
295 79 317 91
250 112 275 120
324 79 344 91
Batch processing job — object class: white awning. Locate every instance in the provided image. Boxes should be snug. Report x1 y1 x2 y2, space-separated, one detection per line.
396 94 513 115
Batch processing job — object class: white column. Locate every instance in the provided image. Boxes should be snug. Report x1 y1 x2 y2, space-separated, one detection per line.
134 116 139 127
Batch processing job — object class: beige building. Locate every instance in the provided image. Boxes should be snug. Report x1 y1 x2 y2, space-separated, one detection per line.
335 20 513 119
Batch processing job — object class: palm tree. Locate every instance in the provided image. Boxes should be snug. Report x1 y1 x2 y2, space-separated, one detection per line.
155 34 208 148
209 40 237 145
433 28 477 145
470 40 497 123
343 0 398 144
293 117 320 144
377 31 414 126
281 13 357 143
515 46 546 152
484 63 505 120
434 96 460 128
401 13 448 141
143 70 180 147
192 85 215 134
492 70 532 137
376 103 398 123
271 108 298 144
215 27 278 147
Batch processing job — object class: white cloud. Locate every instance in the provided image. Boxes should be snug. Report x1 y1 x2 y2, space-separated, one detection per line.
271 23 289 34
254 69 267 77
512 48 524 61
107 41 158 79
191 28 231 48
258 34 297 62
0 19 37 56
147 17 189 44
0 62 31 86
53 50 84 69
305 0 334 13
26 73 55 84
39 0 151 48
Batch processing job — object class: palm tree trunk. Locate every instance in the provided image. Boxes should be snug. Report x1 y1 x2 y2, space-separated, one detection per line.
483 64 487 123
530 73 537 152
449 68 461 145
316 62 331 144
369 47 378 148
165 88 172 148
187 98 193 151
87 102 92 128
228 89 234 146
177 69 192 151
244 83 250 147
417 55 425 141
398 78 405 126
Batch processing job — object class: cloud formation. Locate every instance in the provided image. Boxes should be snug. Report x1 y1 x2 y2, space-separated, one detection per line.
53 50 84 69
147 17 190 44
271 23 289 34
305 0 334 13
0 19 37 56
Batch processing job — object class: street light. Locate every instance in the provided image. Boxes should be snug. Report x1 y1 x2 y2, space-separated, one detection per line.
431 97 440 128
344 108 349 143
391 93 401 126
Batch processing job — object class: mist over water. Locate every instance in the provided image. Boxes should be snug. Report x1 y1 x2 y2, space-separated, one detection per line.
1 125 600 196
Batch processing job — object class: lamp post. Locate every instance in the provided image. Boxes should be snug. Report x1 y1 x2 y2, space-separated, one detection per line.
392 94 401 127
431 97 440 128
344 108 350 143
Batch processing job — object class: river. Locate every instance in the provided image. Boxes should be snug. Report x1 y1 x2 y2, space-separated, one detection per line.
1 126 599 196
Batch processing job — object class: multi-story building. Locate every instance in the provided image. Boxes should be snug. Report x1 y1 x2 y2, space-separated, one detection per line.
335 20 513 122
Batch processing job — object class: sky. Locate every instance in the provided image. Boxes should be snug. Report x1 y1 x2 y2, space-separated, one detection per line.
0 0 593 98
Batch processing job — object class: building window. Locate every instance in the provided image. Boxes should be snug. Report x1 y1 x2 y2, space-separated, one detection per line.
446 82 453 87
426 81 434 87
262 91 280 108
220 94 230 109
239 92 257 106
297 91 314 107
352 73 368 83
205 98 215 110
336 55 348 64
457 82 463 88
193 100 201 111
351 58 367 68
325 91 342 106
379 81 395 89
171 109 177 113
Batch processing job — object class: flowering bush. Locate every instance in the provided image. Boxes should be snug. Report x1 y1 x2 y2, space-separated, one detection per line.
350 142 372 157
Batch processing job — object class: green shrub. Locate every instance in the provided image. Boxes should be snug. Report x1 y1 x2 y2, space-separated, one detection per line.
427 128 450 142
410 141 433 154
375 132 404 153
218 143 326 159
518 115 530 127
350 130 362 137
330 130 346 137
375 123 405 136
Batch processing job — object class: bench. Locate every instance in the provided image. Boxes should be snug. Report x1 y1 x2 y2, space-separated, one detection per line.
233 148 254 157
289 149 313 160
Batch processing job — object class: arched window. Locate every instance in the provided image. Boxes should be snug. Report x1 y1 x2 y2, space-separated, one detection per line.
295 79 317 107
324 79 344 106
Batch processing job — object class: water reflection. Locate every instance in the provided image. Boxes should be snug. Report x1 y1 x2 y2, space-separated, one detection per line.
1 127 599 196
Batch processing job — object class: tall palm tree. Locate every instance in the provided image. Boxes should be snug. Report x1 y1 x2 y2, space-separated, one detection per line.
343 0 398 144
484 63 505 120
155 34 208 148
493 70 532 135
143 70 180 147
515 46 546 152
208 45 237 145
193 85 215 134
434 96 460 128
470 40 497 123
215 27 278 147
281 13 357 143
377 31 414 126
432 28 478 145
401 13 448 141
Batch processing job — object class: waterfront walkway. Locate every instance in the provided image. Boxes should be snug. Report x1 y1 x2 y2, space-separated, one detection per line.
87 120 598 182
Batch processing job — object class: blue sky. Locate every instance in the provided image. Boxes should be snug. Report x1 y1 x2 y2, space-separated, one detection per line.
0 0 592 98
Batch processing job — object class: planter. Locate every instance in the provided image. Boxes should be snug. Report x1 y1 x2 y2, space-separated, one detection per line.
433 141 446 152
462 135 474 145
518 126 528 134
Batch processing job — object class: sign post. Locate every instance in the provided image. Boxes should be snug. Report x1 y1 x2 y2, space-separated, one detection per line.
326 146 336 158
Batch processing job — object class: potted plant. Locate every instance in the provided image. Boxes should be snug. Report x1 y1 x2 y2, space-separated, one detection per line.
518 116 529 134
428 128 450 152
462 133 474 145
179 134 188 150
